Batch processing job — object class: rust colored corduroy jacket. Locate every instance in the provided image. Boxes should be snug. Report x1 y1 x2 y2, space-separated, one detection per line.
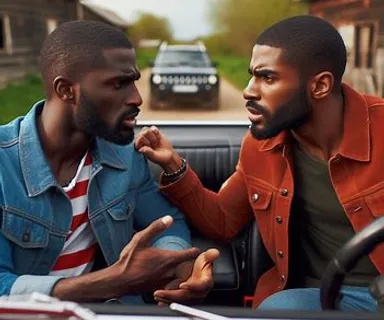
159 84 384 307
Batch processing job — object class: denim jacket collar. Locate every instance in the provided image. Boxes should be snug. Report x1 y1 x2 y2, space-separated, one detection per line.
19 101 127 197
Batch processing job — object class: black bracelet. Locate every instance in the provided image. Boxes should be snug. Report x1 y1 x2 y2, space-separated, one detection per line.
162 158 187 179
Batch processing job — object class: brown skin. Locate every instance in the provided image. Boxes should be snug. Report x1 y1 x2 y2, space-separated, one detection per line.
154 249 219 306
38 48 142 185
38 47 217 303
136 44 345 170
53 216 200 301
244 44 344 160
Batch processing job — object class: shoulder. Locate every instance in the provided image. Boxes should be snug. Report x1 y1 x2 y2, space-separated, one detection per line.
0 117 23 149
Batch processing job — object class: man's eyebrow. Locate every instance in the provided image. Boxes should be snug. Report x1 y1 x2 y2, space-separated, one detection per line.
113 70 141 81
253 69 277 77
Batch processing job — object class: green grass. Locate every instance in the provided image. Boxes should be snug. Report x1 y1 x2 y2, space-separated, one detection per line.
0 74 44 124
212 54 250 90
0 48 158 125
0 50 247 124
135 48 158 70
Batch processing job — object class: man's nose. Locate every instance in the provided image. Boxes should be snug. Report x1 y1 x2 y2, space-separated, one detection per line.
243 77 261 101
126 84 143 107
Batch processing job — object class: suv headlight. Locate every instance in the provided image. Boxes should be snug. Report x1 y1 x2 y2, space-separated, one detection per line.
208 75 218 85
152 74 162 85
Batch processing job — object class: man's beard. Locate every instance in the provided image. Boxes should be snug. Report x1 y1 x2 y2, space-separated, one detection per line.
75 90 136 145
249 86 311 140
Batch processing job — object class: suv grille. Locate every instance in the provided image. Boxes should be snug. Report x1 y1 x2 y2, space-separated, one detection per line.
160 75 209 85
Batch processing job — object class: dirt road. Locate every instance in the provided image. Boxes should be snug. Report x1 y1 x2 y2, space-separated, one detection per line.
136 69 248 122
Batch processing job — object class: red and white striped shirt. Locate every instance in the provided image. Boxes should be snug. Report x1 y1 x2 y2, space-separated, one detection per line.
49 152 98 277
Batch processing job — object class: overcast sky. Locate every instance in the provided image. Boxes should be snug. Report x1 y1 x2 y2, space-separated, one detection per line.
88 0 213 40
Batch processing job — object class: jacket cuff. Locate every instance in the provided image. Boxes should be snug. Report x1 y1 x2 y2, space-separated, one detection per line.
10 275 65 296
159 167 199 199
152 235 191 251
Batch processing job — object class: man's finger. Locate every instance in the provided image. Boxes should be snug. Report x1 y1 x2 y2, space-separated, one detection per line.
166 247 200 265
135 135 151 150
154 289 195 304
144 130 159 149
135 216 174 244
179 277 213 292
138 146 155 158
150 126 160 135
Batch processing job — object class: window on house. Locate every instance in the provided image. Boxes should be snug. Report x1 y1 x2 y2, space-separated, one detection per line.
354 22 375 68
46 18 58 34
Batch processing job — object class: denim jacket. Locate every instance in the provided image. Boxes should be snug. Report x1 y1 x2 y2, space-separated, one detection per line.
0 101 191 297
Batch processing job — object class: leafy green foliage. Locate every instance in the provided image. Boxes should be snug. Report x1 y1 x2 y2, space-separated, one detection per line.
212 54 250 89
207 0 308 56
129 13 173 47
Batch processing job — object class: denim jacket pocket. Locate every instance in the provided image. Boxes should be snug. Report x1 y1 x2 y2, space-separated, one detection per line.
1 208 49 249
107 196 136 221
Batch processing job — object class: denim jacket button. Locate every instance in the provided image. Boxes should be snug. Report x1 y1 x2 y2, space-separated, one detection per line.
22 232 30 242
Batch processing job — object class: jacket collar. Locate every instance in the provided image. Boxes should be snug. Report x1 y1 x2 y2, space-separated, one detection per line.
256 83 370 162
19 101 127 197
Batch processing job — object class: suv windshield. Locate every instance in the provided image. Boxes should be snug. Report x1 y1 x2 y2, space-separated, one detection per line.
155 50 212 67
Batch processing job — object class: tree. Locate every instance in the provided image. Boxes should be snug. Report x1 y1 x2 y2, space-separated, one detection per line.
129 12 173 47
209 0 308 56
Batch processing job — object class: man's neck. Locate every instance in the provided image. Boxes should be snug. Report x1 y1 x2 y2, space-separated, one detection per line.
38 99 92 184
291 91 344 161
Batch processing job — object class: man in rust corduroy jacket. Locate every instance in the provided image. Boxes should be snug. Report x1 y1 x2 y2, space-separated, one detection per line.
135 16 383 312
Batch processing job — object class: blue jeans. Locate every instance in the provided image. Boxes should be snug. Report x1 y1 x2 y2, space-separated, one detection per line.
258 286 377 312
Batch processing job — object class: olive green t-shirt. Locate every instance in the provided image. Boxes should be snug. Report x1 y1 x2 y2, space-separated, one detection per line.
288 143 378 288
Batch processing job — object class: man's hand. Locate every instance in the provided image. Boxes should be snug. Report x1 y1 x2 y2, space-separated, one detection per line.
52 216 200 302
135 126 183 173
112 215 200 296
153 248 220 305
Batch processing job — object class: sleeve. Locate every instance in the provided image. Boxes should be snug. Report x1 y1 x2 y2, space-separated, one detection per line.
132 155 192 251
159 163 253 242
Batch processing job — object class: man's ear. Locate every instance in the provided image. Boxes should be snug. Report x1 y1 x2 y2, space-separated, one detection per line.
309 71 334 100
53 76 77 103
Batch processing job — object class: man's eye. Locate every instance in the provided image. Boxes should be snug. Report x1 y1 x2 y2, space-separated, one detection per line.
263 76 274 84
114 81 122 89
113 79 130 89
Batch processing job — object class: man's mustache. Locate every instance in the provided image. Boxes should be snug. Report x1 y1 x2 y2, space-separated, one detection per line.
245 100 267 116
122 105 141 119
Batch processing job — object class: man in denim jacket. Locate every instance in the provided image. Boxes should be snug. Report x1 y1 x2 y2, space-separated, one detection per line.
0 21 218 304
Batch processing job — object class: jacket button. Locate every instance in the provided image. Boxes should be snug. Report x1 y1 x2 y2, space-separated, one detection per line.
277 251 284 258
280 188 289 196
275 216 283 224
22 232 30 242
251 193 259 202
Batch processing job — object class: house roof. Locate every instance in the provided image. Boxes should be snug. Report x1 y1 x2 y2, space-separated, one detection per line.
80 0 132 27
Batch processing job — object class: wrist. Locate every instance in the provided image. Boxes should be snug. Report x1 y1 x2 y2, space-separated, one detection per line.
52 266 120 302
163 152 183 173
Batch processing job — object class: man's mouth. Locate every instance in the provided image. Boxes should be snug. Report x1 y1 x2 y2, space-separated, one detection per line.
246 107 263 123
122 110 140 128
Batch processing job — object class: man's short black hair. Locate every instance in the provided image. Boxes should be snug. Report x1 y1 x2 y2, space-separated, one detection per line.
40 20 133 97
256 15 347 87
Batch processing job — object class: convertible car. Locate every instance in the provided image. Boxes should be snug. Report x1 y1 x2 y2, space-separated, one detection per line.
131 120 384 319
